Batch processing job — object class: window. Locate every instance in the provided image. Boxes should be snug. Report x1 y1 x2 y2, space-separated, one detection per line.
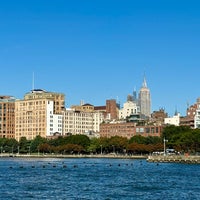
140 128 144 133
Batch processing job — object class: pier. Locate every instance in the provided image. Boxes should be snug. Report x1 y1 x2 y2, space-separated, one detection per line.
147 155 200 164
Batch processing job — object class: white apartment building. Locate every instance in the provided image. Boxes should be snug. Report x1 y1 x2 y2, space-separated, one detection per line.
119 101 139 119
164 113 180 126
62 108 104 135
194 104 200 128
92 111 105 132
46 100 63 136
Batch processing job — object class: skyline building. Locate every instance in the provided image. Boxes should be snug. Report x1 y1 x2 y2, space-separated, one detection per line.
119 97 139 119
0 96 16 138
62 106 104 136
15 89 65 141
138 76 151 117
105 99 119 120
2 75 200 141
133 87 137 103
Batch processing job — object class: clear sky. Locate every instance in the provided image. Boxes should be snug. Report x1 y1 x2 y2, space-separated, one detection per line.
0 0 200 116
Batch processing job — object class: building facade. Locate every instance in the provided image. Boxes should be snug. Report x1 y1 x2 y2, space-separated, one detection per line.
138 76 151 118
71 103 94 113
151 108 168 125
15 89 64 141
106 99 119 120
62 108 104 135
119 100 139 119
0 96 16 138
180 98 200 129
100 122 162 139
164 113 180 126
194 104 200 129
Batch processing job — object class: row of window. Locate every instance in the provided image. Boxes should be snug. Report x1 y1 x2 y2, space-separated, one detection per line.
19 101 47 106
15 120 46 124
101 127 160 134
64 126 94 129
16 124 45 128
49 128 62 132
64 117 103 122
16 128 45 131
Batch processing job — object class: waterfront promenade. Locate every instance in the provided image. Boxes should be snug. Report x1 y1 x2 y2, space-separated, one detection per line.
2 153 200 164
0 153 147 159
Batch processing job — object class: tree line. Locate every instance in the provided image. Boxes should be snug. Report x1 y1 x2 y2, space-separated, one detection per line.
162 125 200 154
0 125 200 155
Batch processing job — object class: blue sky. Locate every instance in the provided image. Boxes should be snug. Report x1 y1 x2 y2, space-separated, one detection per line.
0 0 200 116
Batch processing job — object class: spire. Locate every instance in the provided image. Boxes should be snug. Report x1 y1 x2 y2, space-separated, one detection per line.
174 106 178 116
32 72 35 90
133 86 136 92
142 75 147 88
133 86 137 102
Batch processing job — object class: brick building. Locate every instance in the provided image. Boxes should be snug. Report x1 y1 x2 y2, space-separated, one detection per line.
106 99 119 120
0 96 16 138
100 122 163 139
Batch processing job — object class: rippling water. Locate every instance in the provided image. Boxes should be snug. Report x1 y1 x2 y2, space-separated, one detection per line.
0 157 200 200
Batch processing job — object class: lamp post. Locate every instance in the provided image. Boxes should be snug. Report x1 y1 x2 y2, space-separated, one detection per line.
112 145 115 154
1 146 2 157
12 146 14 156
100 145 102 155
164 138 168 156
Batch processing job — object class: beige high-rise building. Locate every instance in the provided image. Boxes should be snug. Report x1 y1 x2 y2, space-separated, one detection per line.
63 106 104 136
24 89 65 114
138 76 151 118
71 103 94 112
15 89 65 141
0 96 16 138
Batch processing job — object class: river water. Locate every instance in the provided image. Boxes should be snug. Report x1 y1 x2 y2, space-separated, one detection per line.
0 157 199 200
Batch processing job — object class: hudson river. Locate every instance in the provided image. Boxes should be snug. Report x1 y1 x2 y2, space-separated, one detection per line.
0 157 200 199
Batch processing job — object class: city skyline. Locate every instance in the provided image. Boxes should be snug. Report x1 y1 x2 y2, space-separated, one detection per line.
1 0 200 116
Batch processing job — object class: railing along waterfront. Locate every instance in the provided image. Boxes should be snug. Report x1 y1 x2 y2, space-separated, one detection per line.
0 153 147 159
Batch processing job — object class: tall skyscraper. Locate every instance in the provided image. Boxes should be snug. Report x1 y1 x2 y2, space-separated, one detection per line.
138 76 151 117
133 87 137 103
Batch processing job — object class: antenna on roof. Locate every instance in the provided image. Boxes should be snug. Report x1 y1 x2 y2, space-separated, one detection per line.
32 72 35 90
187 101 189 109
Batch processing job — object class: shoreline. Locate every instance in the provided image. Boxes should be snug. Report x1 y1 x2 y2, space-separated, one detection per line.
1 154 200 164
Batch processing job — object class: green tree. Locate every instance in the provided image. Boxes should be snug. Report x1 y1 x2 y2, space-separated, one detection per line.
65 135 90 149
129 135 147 144
38 143 52 153
58 144 84 154
145 136 162 145
19 137 31 153
4 138 18 153
162 125 200 153
30 135 47 153
87 138 100 153
108 136 128 154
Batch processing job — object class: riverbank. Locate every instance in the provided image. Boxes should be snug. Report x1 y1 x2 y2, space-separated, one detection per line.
2 153 200 164
0 153 147 160
147 155 200 164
